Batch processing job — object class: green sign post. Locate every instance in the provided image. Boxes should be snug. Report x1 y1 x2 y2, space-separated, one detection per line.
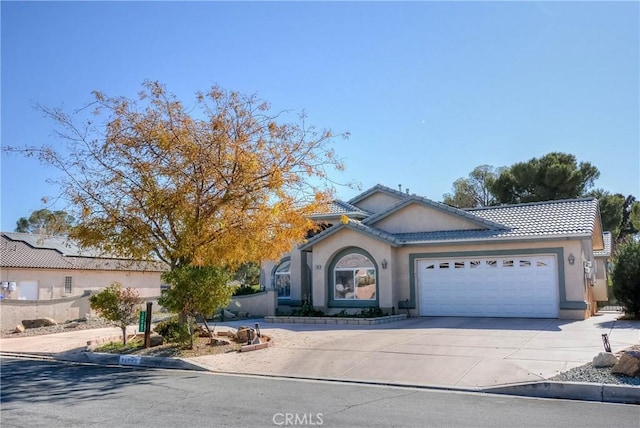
138 311 146 332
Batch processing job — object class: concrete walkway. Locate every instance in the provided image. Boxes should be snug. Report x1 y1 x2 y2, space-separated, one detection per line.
1 312 638 402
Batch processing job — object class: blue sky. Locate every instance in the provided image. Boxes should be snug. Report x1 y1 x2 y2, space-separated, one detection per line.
1 1 639 232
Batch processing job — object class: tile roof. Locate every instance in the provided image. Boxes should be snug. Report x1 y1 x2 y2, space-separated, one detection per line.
310 200 371 219
1 232 166 271
301 196 601 248
594 231 612 257
467 198 599 237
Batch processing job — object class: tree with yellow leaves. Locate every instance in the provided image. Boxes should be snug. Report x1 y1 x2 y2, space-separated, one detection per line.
7 81 348 272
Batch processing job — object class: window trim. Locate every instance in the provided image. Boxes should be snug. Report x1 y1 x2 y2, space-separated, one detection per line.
272 257 291 300
328 247 379 308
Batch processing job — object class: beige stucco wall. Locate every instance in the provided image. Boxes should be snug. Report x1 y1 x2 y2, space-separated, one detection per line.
374 204 482 233
353 192 403 214
304 228 595 319
310 229 394 311
226 290 277 317
0 268 164 300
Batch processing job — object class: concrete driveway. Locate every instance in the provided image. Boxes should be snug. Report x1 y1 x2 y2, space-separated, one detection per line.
190 312 639 388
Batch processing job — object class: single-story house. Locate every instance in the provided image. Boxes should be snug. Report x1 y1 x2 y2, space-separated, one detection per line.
263 184 610 320
0 232 166 300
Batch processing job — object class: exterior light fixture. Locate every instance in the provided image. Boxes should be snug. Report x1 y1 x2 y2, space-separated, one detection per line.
568 253 575 265
381 259 388 269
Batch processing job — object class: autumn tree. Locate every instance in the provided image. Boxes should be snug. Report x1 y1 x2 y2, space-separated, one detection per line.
15 209 75 235
89 282 142 344
159 266 233 348
490 152 600 204
442 165 502 208
4 81 347 271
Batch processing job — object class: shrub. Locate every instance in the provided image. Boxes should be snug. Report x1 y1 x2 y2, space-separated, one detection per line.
153 317 191 346
89 282 142 344
611 239 640 319
232 285 261 297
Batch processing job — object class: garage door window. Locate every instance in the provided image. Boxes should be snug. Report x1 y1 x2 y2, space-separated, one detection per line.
334 253 376 301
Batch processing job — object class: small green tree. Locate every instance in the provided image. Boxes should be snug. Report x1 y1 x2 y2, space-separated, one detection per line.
89 282 143 344
158 266 233 348
611 239 640 319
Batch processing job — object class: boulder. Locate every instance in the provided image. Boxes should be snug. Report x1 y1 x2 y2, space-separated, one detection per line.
611 351 640 377
149 333 164 347
13 324 25 333
235 326 254 343
592 352 618 368
22 317 58 329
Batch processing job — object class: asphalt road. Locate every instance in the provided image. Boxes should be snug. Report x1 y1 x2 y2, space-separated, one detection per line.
1 357 638 428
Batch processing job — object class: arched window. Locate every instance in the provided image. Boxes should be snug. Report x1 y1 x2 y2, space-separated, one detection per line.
274 259 291 298
333 252 376 301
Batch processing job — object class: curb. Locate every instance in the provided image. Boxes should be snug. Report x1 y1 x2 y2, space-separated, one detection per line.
484 381 640 405
57 351 210 372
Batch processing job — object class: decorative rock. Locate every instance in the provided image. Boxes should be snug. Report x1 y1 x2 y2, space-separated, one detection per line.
22 317 58 329
235 326 254 342
13 324 25 333
593 352 618 368
149 333 164 347
611 352 640 377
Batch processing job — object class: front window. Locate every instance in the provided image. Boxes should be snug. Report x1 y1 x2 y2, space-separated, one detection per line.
334 253 376 300
275 260 291 298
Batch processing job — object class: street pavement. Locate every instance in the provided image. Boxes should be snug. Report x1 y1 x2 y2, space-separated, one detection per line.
1 311 638 403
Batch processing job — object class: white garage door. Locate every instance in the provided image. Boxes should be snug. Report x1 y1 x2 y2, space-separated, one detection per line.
418 255 559 318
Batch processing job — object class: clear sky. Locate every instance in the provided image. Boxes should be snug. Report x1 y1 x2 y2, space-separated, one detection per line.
1 1 639 232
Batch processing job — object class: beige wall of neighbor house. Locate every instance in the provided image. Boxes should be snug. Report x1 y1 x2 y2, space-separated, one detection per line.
226 290 277 317
0 268 163 300
373 204 484 234
353 192 402 214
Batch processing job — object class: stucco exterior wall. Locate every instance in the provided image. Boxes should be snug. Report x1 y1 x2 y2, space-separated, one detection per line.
353 193 402 214
310 229 394 311
374 204 482 233
395 238 589 319
0 268 163 300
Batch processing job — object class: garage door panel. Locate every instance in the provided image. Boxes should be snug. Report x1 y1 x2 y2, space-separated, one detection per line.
418 255 559 318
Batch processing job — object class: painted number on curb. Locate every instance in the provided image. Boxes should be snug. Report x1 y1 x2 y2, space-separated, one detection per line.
119 355 142 366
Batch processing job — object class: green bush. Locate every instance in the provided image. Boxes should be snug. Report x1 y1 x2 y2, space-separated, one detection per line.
612 239 640 319
153 317 191 345
232 285 261 296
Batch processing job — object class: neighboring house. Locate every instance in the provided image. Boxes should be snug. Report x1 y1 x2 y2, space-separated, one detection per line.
263 184 609 320
592 231 613 302
0 232 166 300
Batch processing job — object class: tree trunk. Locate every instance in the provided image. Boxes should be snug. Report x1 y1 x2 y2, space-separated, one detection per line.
121 326 127 345
201 315 215 345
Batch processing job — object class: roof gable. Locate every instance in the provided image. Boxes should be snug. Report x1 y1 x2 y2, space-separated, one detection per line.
363 195 507 233
348 184 409 214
